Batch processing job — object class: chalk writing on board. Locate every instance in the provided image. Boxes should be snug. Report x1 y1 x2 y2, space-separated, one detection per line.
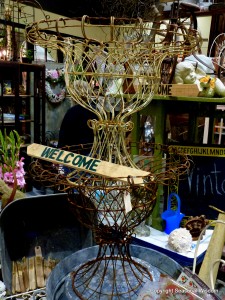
187 163 225 197
171 146 225 219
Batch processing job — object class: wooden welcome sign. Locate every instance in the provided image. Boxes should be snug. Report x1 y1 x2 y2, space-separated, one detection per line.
157 84 200 97
27 143 150 184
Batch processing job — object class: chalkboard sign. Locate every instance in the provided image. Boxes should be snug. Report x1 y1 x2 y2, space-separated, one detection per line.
172 145 225 220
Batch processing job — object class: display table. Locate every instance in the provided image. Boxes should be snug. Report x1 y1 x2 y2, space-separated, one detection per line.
132 226 213 267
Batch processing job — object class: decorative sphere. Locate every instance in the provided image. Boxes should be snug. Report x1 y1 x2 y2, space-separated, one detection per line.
168 228 193 253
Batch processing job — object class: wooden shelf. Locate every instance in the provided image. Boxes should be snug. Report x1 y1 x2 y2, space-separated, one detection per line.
0 61 46 144
153 95 225 103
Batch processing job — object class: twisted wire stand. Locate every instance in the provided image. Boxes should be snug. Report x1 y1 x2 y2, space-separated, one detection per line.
28 144 190 299
26 16 198 299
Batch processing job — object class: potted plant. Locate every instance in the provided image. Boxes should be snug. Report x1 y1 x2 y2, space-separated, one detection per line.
22 49 33 63
0 129 26 208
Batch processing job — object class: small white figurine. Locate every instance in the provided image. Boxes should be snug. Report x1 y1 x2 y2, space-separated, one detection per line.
168 228 193 253
174 61 225 98
184 54 215 75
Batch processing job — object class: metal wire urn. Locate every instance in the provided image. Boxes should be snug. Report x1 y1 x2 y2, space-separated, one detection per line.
26 16 198 299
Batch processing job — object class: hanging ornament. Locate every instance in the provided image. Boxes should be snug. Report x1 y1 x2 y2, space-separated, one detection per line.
45 81 66 103
45 68 66 103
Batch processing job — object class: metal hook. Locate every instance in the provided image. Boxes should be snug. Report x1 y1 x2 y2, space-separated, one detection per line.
55 18 66 40
81 15 89 40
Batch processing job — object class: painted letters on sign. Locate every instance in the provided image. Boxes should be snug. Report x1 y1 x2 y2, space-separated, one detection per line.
27 143 150 184
157 84 199 97
40 146 100 172
158 84 172 96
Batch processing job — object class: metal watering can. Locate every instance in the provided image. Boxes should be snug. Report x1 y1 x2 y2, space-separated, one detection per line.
161 193 185 234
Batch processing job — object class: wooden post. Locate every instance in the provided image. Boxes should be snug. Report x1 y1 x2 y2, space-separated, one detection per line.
198 213 225 288
135 100 165 230
150 101 165 231
35 246 45 288
28 257 36 290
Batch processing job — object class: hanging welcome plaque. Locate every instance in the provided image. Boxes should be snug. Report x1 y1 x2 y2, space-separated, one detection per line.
27 143 150 184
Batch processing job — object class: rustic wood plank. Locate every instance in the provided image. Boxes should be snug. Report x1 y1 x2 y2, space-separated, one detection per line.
44 257 53 283
22 257 29 291
28 256 36 290
27 143 150 184
16 261 26 293
198 213 225 287
12 261 20 294
35 246 45 288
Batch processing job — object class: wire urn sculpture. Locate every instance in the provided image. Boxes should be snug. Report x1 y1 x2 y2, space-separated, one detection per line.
26 15 201 166
26 16 199 299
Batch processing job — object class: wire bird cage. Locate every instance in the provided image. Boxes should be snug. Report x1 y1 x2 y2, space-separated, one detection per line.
26 16 198 299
